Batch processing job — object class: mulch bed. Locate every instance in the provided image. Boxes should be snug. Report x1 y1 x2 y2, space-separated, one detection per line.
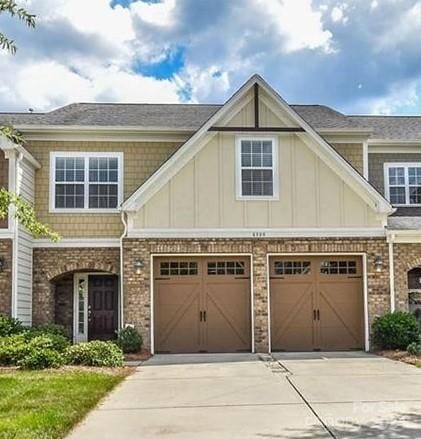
376 350 421 366
124 349 152 362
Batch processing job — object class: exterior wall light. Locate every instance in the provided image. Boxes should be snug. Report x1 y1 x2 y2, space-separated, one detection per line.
134 260 144 274
374 255 384 273
0 257 5 272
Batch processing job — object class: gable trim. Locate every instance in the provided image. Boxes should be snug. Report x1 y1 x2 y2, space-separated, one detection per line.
122 74 393 215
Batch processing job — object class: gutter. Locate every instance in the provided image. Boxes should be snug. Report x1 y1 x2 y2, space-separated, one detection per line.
119 210 128 330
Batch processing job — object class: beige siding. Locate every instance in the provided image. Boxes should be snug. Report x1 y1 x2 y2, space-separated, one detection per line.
133 132 381 230
0 151 8 229
331 143 364 175
26 141 181 238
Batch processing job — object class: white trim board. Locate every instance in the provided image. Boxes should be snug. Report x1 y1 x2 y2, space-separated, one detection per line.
149 253 255 355
49 151 124 214
122 74 393 216
127 228 386 239
33 238 121 248
266 252 370 352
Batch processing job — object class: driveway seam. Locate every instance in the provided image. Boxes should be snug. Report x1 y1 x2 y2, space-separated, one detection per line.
272 358 337 439
97 402 305 411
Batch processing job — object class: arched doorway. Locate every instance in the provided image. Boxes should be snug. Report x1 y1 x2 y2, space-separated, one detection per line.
407 267 421 321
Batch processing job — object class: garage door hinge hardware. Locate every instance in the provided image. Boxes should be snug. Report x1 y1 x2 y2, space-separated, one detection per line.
313 309 320 320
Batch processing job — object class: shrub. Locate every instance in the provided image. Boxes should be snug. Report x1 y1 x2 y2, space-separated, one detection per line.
116 326 142 353
0 316 24 337
372 311 420 350
65 341 124 367
0 334 67 369
0 334 28 365
30 323 69 339
23 330 69 352
18 348 64 369
407 342 421 356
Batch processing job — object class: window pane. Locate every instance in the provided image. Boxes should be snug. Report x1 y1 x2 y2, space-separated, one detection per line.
251 141 262 154
241 140 251 154
89 184 118 208
409 187 421 204
241 154 251 167
390 187 406 204
389 167 405 185
262 154 272 167
409 167 421 185
241 169 273 196
56 157 85 183
55 184 84 209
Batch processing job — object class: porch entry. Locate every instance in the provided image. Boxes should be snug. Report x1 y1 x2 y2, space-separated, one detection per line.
73 273 119 343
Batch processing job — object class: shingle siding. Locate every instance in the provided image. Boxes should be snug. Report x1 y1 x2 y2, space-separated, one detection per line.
25 141 181 238
368 152 421 216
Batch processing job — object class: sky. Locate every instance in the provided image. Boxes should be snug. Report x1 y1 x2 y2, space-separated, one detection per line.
1 0 421 115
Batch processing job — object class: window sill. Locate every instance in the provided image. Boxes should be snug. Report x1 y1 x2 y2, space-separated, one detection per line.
236 196 279 201
49 208 121 214
391 204 421 208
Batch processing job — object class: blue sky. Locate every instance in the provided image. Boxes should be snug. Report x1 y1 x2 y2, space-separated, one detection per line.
1 0 421 114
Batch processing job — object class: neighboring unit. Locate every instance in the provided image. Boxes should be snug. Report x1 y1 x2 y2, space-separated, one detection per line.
0 74 420 353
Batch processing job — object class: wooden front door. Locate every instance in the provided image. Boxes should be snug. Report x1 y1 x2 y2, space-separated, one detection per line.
154 257 251 353
88 275 118 341
270 256 364 351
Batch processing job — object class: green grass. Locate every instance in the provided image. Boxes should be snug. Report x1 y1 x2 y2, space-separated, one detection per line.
0 368 129 439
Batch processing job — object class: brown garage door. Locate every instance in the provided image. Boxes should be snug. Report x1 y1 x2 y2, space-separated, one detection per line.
154 257 251 353
270 256 364 351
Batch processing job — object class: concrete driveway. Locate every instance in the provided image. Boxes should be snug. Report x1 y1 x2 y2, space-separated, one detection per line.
68 352 421 438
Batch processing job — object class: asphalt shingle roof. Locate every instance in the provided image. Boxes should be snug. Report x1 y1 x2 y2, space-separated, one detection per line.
1 102 421 141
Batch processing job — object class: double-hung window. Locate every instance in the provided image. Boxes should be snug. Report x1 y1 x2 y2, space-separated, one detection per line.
51 152 123 212
385 163 421 206
236 137 278 199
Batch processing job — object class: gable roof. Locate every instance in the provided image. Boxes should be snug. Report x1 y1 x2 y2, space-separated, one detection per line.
122 74 393 215
3 102 421 141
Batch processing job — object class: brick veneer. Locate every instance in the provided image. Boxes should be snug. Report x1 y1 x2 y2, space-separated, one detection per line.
0 239 13 316
393 243 421 310
123 237 391 353
32 247 120 325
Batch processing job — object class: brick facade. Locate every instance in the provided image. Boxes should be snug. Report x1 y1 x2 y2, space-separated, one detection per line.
393 243 421 310
32 247 120 326
0 239 13 316
123 237 391 353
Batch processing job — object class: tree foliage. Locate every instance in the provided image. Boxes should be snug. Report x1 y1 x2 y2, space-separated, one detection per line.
0 0 36 54
0 127 59 242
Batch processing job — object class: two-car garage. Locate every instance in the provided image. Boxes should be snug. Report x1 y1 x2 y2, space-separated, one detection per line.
153 255 365 354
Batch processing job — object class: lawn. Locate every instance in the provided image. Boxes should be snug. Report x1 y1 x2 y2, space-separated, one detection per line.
0 368 130 439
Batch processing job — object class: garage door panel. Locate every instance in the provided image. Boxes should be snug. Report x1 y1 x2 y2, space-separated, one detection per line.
318 286 364 350
205 281 251 352
154 257 251 353
270 256 364 352
155 282 202 353
271 281 315 351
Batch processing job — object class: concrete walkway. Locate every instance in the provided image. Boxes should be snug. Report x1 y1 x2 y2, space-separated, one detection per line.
68 352 421 438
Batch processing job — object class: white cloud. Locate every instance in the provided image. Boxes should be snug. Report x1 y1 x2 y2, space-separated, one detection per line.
256 0 333 53
331 4 349 24
375 2 421 50
131 0 176 26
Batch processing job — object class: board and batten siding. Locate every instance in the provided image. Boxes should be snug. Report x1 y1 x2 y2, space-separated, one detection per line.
132 132 381 230
15 158 36 325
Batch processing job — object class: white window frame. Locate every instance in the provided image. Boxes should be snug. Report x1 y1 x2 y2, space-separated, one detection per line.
235 135 279 201
384 162 421 207
50 151 124 213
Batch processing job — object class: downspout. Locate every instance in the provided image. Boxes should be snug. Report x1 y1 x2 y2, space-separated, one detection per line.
119 210 128 329
11 151 23 319
387 232 396 313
